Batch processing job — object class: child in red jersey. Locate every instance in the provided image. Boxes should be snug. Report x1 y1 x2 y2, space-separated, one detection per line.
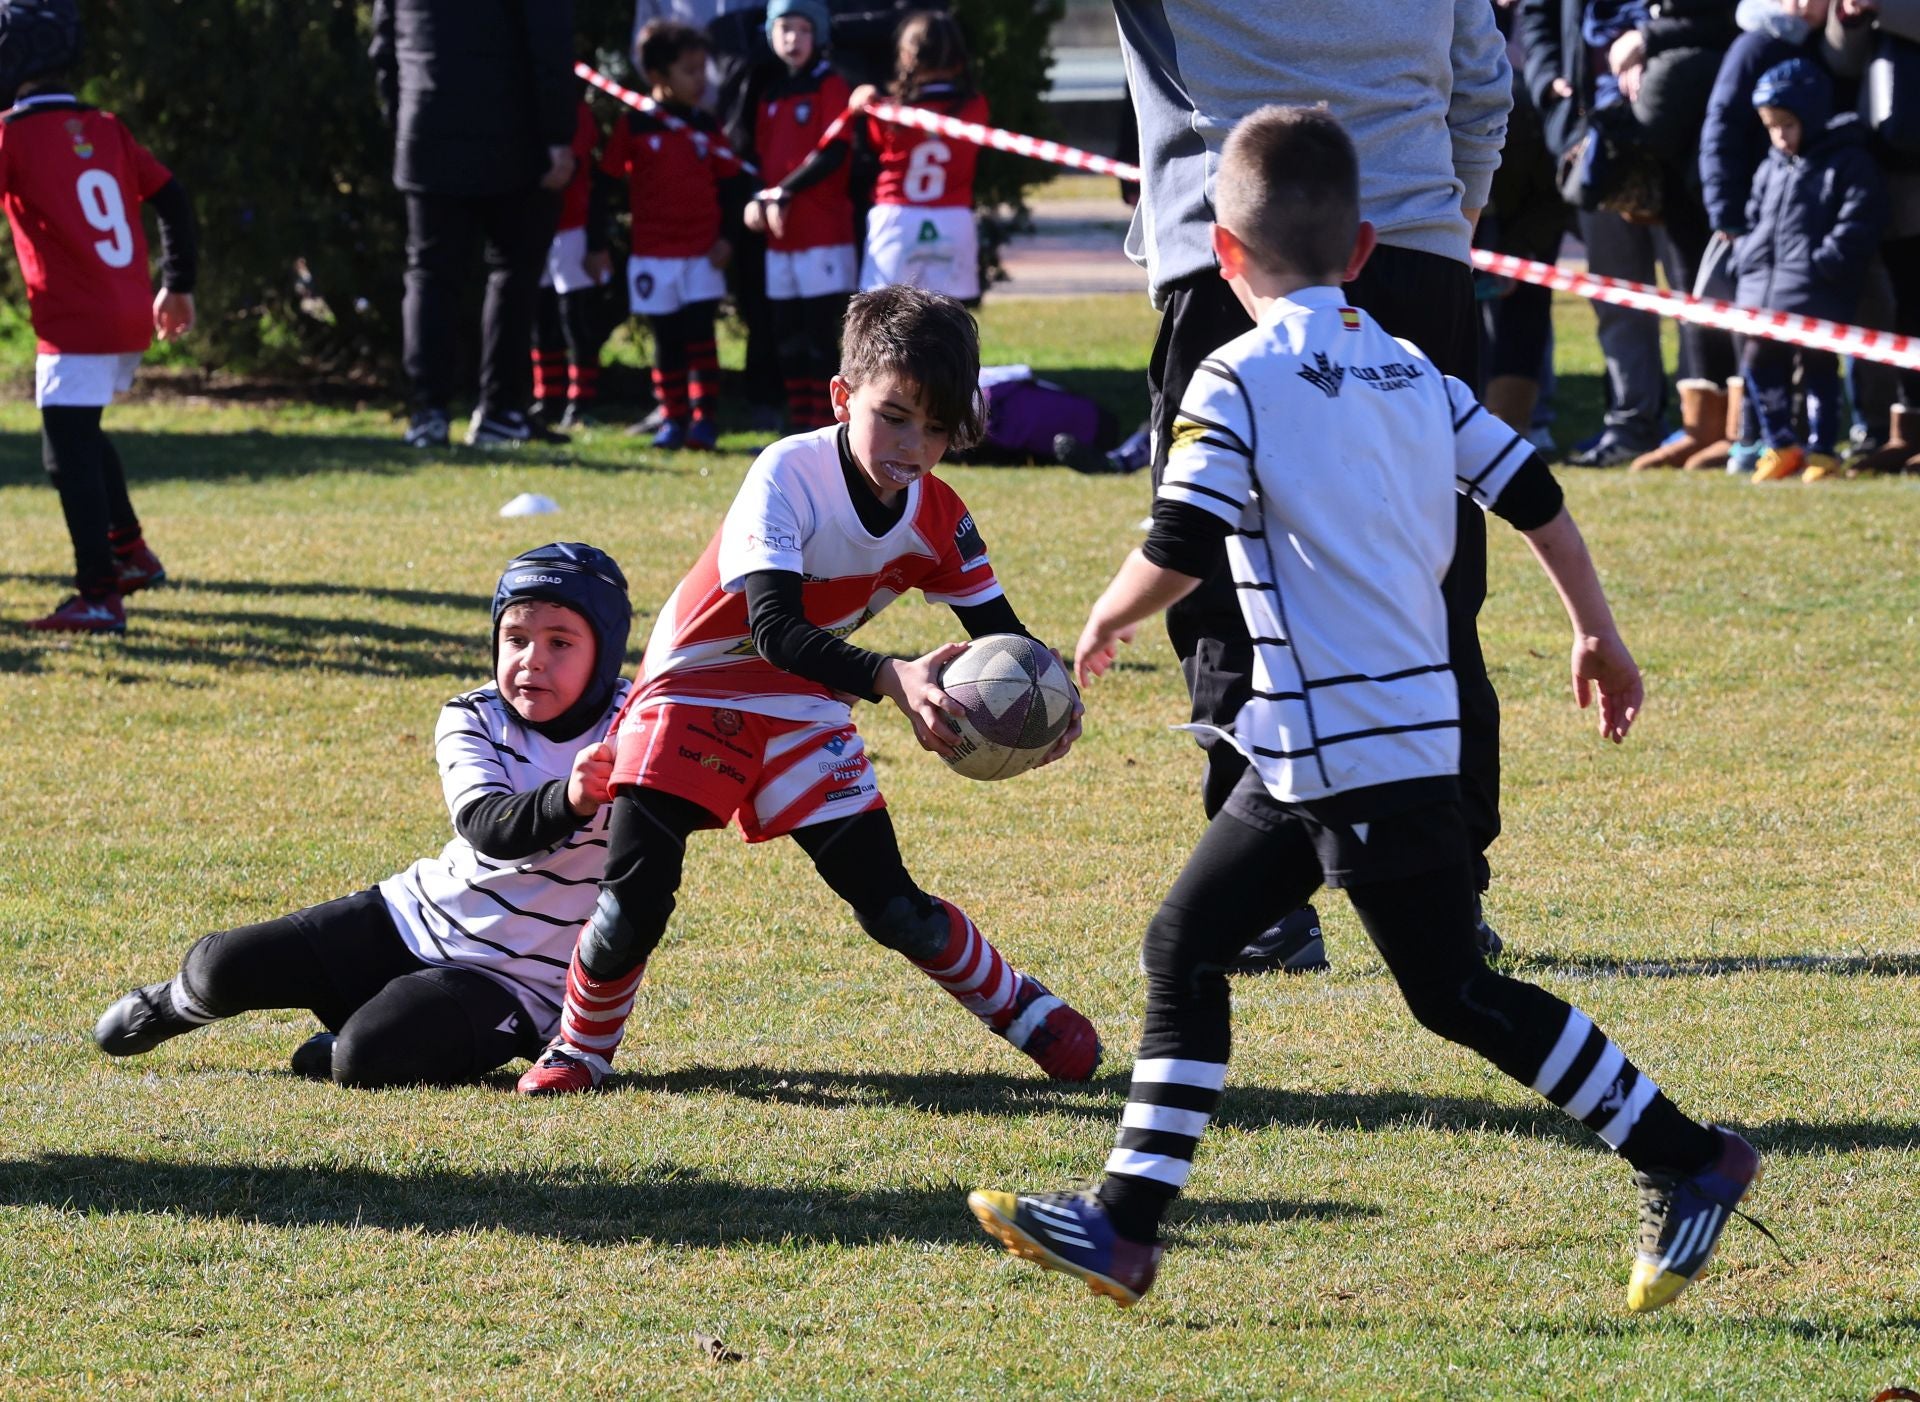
851 11 986 302
743 0 856 432
0 0 197 634
532 99 613 432
604 20 751 451
516 286 1098 1096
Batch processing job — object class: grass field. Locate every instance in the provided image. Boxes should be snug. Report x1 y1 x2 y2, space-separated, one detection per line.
1 292 1917 1399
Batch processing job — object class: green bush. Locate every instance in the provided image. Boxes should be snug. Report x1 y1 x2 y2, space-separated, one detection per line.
0 0 1061 380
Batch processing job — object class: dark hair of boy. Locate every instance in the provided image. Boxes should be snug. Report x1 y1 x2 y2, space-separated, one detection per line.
839 284 986 449
891 10 971 101
637 18 709 78
1214 105 1358 285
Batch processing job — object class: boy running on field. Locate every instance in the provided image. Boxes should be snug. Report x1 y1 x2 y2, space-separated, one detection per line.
970 107 1761 1314
517 285 1101 1095
1 0 196 634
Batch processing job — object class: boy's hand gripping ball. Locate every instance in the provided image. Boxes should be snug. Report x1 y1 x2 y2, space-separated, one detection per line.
936 634 1079 781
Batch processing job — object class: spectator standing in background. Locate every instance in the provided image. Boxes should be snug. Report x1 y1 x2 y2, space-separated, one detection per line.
371 0 578 449
1113 0 1513 974
1825 0 1920 472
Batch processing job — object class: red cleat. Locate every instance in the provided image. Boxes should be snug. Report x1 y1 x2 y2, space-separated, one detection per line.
28 591 125 634
113 540 168 594
1001 977 1102 1082
515 1043 607 1095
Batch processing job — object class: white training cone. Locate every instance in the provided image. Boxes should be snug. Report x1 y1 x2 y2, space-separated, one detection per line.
500 492 559 518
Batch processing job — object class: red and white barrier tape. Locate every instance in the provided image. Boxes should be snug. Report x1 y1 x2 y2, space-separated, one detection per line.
575 62 760 177
1472 249 1920 372
862 99 1144 183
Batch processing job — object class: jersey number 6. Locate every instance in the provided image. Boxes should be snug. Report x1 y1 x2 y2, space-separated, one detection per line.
904 140 952 203
76 169 135 269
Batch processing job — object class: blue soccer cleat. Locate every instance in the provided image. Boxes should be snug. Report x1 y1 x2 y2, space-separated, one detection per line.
968 1188 1162 1307
1627 1126 1763 1312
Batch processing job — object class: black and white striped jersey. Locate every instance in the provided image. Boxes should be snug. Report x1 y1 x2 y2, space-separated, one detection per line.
1158 285 1534 803
378 681 629 1039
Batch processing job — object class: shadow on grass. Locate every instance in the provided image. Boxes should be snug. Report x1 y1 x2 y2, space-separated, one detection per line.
0 570 491 612
0 428 664 486
0 1151 1359 1245
1519 952 1920 979
615 1066 1920 1158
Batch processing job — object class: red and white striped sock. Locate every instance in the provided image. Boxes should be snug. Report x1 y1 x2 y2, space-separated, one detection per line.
909 898 1024 1029
551 948 645 1078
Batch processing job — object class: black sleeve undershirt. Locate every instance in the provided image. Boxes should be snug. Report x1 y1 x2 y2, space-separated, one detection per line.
145 177 198 294
1487 451 1565 530
1141 497 1231 580
455 781 588 859
775 137 848 196
744 572 1038 702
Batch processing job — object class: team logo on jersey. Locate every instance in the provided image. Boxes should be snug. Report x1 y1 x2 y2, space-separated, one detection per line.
649 135 663 152
711 708 743 736
954 513 986 567
917 220 940 243
1339 307 1361 331
1296 351 1345 399
795 101 811 124
65 117 93 159
1351 360 1424 393
822 734 848 756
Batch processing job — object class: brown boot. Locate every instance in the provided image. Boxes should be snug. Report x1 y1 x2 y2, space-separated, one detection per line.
1682 377 1744 470
1481 374 1540 435
1849 403 1916 475
1632 379 1723 470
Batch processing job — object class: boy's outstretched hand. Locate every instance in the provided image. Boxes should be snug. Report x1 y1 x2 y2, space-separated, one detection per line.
1074 614 1138 686
153 290 194 341
878 642 968 757
1572 631 1642 743
568 740 616 815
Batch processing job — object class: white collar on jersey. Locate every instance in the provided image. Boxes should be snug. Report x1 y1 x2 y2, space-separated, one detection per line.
1263 284 1351 324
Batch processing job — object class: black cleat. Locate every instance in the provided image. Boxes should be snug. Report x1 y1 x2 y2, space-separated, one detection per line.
1229 905 1327 974
289 1032 337 1081
94 981 196 1056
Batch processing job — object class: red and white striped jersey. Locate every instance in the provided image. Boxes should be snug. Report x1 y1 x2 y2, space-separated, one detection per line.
635 425 1002 723
868 85 985 209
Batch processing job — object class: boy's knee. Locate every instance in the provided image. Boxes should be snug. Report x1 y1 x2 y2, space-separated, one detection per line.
578 887 670 980
1140 903 1231 1004
1399 965 1505 1046
854 893 949 961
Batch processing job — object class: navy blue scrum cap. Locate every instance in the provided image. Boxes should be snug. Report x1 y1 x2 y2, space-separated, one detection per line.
492 542 633 721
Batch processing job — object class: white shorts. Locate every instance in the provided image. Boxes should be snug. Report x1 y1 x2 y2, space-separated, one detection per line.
766 244 857 301
860 204 979 300
35 351 143 409
627 253 727 316
542 226 603 295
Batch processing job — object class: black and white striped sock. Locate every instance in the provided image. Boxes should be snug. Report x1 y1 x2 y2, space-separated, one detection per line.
1530 1007 1717 1173
1097 1056 1227 1241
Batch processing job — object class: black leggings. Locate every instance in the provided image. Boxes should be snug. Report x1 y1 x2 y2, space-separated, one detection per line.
578 789 936 980
177 889 543 1088
1136 798 1568 1079
42 405 138 595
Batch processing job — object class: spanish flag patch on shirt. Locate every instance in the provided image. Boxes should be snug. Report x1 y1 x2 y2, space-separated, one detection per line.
1340 307 1361 331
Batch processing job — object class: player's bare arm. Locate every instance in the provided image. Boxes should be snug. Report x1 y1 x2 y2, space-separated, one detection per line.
876 642 968 755
1074 549 1202 685
1520 508 1643 743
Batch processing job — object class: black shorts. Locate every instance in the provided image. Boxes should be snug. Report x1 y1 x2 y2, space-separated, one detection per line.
1221 770 1468 889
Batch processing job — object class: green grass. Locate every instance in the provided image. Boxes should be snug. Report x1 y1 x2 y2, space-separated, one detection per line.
2 293 1918 1398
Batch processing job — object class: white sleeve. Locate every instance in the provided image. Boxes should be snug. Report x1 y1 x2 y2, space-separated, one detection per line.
1446 374 1533 512
434 695 513 822
716 456 811 592
1156 357 1256 527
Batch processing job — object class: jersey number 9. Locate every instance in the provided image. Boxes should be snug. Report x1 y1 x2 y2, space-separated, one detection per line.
76 170 135 269
904 140 952 203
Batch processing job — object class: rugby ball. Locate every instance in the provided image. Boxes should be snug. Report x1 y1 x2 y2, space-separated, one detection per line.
937 634 1078 781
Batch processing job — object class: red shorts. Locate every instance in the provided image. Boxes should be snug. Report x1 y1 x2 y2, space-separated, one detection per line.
608 700 884 842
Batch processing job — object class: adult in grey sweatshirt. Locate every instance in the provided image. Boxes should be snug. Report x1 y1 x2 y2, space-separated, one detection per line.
1113 0 1513 967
